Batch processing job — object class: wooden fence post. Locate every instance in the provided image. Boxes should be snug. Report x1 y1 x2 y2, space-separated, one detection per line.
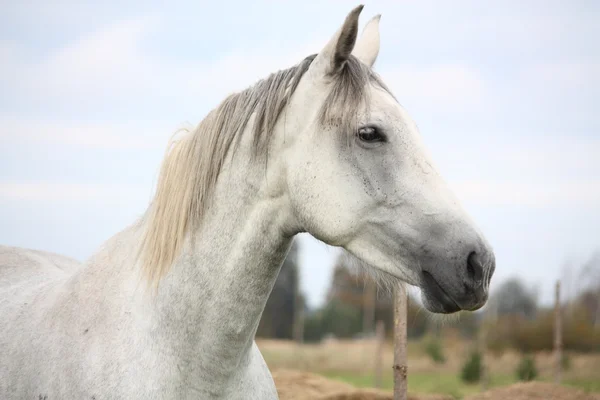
479 318 489 391
554 281 562 384
374 320 385 388
393 286 408 400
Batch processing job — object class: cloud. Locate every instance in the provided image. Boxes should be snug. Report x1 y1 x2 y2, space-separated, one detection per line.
452 179 600 208
496 137 600 178
0 182 149 205
0 13 330 150
0 40 20 84
19 16 159 98
0 40 17 62
0 117 172 150
2 14 326 110
515 60 600 102
427 135 600 209
432 135 600 179
380 63 487 113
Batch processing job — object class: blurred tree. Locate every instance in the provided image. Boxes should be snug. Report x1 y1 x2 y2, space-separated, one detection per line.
516 354 538 381
319 299 363 338
580 288 600 328
303 310 325 343
326 259 365 308
562 251 600 325
492 277 538 319
486 304 600 353
577 251 600 327
484 253 600 353
322 255 429 339
461 351 483 383
256 240 303 339
326 260 382 337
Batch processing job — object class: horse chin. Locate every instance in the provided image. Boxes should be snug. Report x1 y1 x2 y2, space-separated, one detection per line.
363 265 464 315
419 272 462 314
420 292 462 314
341 249 472 315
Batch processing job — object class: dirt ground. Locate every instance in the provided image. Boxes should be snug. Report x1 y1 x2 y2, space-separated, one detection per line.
272 369 600 400
465 382 600 400
272 369 452 400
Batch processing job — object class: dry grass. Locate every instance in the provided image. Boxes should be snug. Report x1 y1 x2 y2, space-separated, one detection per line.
257 336 600 399
257 337 600 379
465 382 600 400
272 369 453 400
271 369 599 400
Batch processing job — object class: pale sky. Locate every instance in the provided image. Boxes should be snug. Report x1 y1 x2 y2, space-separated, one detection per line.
1 1 598 309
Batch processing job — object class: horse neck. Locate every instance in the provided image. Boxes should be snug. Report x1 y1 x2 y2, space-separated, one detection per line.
145 135 293 386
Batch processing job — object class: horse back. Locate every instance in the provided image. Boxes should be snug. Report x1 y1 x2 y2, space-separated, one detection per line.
0 245 81 290
0 246 83 398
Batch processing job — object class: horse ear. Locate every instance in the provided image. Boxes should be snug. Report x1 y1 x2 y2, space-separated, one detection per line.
310 5 364 76
352 14 381 68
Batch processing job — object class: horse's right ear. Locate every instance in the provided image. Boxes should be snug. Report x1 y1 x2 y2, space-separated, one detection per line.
309 5 364 77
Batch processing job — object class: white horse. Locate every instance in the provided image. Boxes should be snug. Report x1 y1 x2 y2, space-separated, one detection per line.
0 5 495 399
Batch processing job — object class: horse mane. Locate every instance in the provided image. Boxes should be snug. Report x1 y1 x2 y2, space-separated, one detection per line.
137 54 388 288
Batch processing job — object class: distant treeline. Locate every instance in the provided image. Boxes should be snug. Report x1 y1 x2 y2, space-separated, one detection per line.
258 244 600 353
256 241 302 339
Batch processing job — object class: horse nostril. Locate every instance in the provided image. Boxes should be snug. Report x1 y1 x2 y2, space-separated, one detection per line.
466 251 483 286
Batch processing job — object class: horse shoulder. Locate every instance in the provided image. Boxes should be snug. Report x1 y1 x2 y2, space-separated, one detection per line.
225 342 278 400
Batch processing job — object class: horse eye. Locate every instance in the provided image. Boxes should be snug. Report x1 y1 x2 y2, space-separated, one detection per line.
357 126 384 143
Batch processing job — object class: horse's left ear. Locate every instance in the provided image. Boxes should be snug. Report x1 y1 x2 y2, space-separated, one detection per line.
352 14 381 68
310 5 364 76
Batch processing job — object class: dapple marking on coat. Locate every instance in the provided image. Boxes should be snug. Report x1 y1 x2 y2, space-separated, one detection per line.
0 5 495 399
